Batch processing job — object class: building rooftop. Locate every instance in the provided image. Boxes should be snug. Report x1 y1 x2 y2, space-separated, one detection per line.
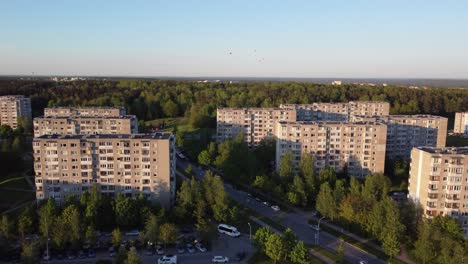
0 95 27 99
278 120 384 126
35 115 136 119
354 114 447 119
415 147 468 155
218 107 294 111
45 106 125 110
35 132 172 140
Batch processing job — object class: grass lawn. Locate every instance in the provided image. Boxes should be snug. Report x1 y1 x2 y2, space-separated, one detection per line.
446 135 468 147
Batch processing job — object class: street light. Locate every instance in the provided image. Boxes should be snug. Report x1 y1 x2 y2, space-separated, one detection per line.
312 216 325 245
247 222 252 242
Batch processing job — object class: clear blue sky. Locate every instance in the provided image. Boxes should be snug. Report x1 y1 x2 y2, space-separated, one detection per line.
1 0 467 78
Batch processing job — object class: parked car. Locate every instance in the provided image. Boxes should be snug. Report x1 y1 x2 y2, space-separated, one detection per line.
78 250 86 259
234 252 246 261
212 256 229 263
186 243 196 253
177 153 186 159
67 251 77 260
195 242 207 252
271 205 280 211
87 249 96 258
158 254 177 264
156 245 165 255
145 248 154 256
108 247 116 257
263 201 271 207
42 251 50 261
176 244 185 254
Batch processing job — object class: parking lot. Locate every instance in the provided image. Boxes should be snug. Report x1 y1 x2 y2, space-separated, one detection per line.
45 235 253 264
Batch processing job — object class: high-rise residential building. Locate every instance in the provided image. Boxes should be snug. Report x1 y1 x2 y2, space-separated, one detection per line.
454 112 468 136
275 121 387 178
33 133 176 208
33 115 138 137
216 108 297 146
280 101 390 121
0 95 32 129
351 115 448 160
408 147 468 237
44 106 126 118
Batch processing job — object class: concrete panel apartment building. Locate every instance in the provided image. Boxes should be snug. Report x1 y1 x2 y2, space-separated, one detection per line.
0 95 32 129
280 101 390 121
33 115 138 137
351 115 448 160
44 106 126 117
275 121 387 178
216 107 297 146
34 106 138 137
454 112 468 136
33 133 176 208
408 147 468 236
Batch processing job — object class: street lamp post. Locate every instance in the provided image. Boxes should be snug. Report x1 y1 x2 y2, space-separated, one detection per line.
316 216 325 245
247 222 252 243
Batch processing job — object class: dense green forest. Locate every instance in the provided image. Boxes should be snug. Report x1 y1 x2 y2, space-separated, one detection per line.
0 80 467 128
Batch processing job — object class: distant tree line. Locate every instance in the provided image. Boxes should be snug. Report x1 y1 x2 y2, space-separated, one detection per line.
0 79 466 127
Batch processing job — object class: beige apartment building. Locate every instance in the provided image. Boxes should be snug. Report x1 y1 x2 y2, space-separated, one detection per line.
216 108 297 146
0 95 32 129
454 112 468 136
352 115 447 160
408 147 468 237
33 133 176 208
44 106 126 117
275 121 387 178
33 115 138 137
280 101 390 121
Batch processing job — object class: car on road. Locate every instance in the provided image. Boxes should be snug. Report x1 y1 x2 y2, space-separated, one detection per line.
263 201 271 207
158 254 177 264
177 153 186 159
359 261 368 264
186 243 196 253
254 197 261 202
212 256 229 263
217 224 241 237
271 205 280 211
195 242 207 252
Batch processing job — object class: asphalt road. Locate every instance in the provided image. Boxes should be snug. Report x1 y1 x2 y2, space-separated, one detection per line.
176 156 385 264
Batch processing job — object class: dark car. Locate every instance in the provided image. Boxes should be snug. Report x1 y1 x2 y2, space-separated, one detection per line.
234 252 246 261
87 249 96 258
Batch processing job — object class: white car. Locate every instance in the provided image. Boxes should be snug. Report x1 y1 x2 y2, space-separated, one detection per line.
158 254 177 264
271 205 280 211
212 256 229 263
195 242 207 252
177 153 185 159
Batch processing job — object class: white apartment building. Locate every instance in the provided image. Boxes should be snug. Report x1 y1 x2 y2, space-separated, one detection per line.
0 95 32 129
408 147 468 237
33 133 176 208
275 121 387 178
